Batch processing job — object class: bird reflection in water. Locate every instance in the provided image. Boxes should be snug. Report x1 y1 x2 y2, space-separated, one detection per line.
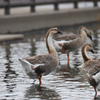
58 50 81 79
59 64 80 79
25 84 61 100
94 95 100 100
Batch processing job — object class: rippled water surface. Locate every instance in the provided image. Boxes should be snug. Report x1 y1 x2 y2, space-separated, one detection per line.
0 23 100 100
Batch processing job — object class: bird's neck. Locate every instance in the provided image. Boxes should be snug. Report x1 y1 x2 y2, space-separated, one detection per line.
46 33 58 59
79 30 87 43
81 46 91 63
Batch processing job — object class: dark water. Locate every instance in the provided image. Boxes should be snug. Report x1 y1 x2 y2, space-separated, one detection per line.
0 23 100 100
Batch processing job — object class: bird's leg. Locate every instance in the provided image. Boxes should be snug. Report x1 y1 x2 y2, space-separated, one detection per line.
61 66 66 78
67 54 70 66
94 86 97 98
58 43 70 65
38 74 42 86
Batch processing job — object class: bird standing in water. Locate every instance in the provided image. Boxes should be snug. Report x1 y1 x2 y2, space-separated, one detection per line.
81 43 100 98
52 26 92 66
18 28 62 85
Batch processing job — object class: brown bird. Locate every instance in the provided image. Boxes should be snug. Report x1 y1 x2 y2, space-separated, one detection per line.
18 28 62 85
81 43 100 97
52 26 92 65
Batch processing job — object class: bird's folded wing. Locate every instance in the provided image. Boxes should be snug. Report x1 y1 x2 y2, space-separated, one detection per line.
84 60 100 75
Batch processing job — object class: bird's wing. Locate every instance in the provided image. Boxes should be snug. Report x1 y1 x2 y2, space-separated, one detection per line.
62 36 81 50
23 54 53 65
83 60 100 75
22 54 55 74
53 34 77 41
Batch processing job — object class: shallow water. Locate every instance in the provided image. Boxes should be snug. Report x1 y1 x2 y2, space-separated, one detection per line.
0 23 100 100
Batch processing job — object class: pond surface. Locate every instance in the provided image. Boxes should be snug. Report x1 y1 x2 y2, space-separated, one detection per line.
0 23 100 100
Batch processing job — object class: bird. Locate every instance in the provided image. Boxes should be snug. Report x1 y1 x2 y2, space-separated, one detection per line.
52 26 92 65
18 27 62 85
81 43 100 97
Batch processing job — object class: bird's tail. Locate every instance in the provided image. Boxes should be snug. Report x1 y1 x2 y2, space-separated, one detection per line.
18 59 38 79
18 59 33 73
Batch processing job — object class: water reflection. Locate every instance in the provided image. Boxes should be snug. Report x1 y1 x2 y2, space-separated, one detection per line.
25 84 61 100
95 95 100 100
28 37 36 56
0 23 100 99
57 63 80 80
3 44 17 98
4 44 17 81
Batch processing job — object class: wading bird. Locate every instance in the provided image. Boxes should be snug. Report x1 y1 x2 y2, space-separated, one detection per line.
81 43 100 98
53 26 92 65
18 28 62 85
